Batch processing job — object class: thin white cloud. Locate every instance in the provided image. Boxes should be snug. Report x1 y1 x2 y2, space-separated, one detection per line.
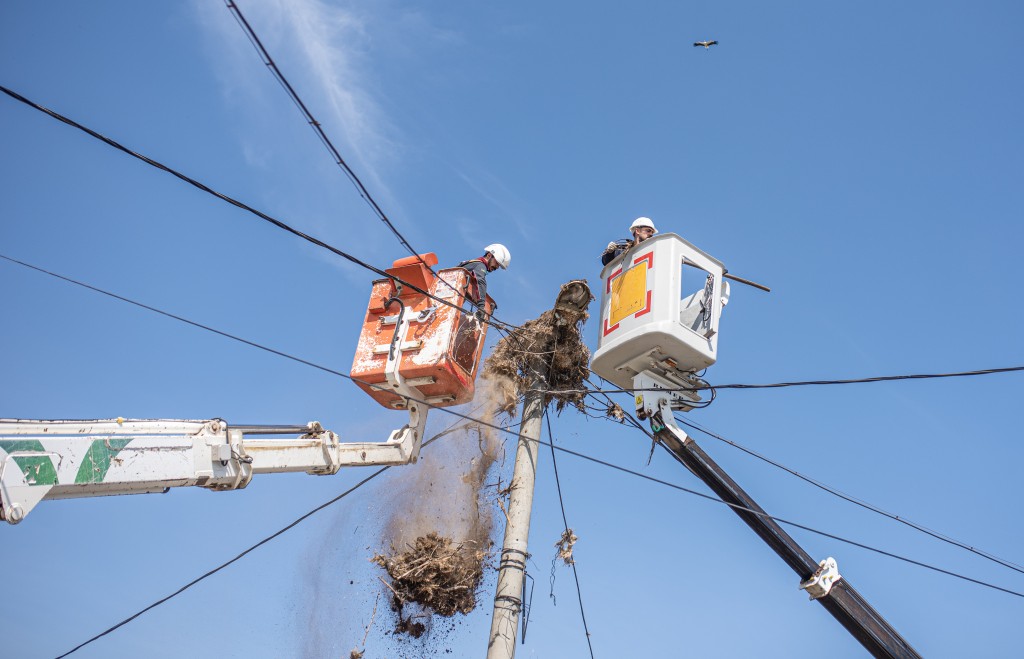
194 0 402 205
194 0 413 278
453 167 533 240
284 0 398 169
195 1 534 287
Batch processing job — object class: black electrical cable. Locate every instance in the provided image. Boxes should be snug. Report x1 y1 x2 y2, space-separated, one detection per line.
0 84 521 335
587 371 1024 581
53 410 481 659
576 382 1024 596
0 249 512 429
223 1 493 320
543 410 596 659
551 429 1024 599
5 62 1018 592
9 62 1014 645
224 0 398 242
55 395 1024 657
673 414 1024 577
9 253 1019 655
561 365 1024 395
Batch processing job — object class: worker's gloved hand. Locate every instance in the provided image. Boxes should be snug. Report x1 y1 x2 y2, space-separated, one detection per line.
474 309 488 322
604 241 617 253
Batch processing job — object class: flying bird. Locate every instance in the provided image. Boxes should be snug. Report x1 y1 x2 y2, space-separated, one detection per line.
694 40 718 50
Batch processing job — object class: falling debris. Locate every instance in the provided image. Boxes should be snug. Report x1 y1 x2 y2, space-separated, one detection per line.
694 39 718 49
348 593 379 659
606 402 625 421
369 385 504 643
373 532 491 623
555 528 579 565
394 615 427 639
484 280 593 415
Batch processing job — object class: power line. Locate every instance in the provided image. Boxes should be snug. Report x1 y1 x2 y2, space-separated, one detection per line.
225 0 517 332
0 251 519 441
54 402 1024 656
0 84 521 335
550 429 1024 599
8 253 1019 617
223 1 473 309
0 251 530 462
559 365 1024 396
224 0 401 245
674 414 1024 577
577 383 1024 597
0 253 343 380
54 411 480 658
7 44 1013 648
544 410 595 659
586 371 1024 579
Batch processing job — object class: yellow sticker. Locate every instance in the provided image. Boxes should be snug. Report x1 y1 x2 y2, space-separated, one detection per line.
609 261 648 327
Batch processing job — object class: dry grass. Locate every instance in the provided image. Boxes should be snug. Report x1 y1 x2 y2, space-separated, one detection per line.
555 528 579 565
372 532 491 622
483 281 592 415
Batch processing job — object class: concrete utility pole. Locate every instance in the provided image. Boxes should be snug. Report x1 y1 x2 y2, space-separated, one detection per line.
486 368 546 659
486 281 591 659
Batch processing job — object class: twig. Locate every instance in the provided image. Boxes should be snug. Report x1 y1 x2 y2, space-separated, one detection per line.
378 575 402 602
360 593 379 647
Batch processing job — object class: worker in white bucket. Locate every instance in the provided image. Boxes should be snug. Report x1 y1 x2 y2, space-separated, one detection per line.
600 216 657 266
458 243 511 320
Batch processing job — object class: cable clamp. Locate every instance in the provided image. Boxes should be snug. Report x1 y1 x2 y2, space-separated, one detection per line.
799 557 841 600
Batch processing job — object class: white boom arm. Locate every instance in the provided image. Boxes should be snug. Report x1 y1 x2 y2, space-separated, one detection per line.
0 415 424 524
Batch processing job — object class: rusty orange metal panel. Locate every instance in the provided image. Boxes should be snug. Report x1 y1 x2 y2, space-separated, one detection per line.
350 254 491 409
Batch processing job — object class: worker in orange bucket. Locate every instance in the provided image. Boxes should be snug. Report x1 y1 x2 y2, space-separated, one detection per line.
458 243 511 320
600 216 657 266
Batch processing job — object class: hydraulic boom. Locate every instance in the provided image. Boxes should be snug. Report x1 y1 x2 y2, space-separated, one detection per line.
0 416 423 524
650 404 920 658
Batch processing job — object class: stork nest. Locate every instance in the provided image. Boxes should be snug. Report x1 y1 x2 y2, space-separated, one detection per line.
483 282 592 415
372 533 489 621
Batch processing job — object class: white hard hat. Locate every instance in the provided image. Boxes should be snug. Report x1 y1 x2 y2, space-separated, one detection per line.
629 217 657 234
484 243 511 269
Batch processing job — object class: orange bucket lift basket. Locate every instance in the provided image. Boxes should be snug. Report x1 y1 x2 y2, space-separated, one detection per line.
348 253 492 463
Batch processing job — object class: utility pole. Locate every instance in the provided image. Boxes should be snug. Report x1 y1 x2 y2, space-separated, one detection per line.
486 366 546 659
487 281 592 659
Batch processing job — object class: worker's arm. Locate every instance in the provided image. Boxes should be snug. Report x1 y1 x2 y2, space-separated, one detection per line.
601 239 631 266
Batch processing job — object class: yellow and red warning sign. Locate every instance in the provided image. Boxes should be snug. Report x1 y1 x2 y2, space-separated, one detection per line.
603 252 653 336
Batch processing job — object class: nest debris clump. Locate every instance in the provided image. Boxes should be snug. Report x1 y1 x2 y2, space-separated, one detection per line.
483 282 592 415
372 532 490 623
555 528 579 565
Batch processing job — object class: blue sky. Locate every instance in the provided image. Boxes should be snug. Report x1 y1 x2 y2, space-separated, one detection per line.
2 1 1023 657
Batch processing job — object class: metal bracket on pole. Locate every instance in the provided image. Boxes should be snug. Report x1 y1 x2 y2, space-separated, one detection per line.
799 557 842 600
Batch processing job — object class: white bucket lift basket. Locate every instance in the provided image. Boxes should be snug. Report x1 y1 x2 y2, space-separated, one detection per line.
591 233 729 391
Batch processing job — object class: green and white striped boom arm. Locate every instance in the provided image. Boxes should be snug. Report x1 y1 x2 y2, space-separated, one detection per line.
0 415 425 525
